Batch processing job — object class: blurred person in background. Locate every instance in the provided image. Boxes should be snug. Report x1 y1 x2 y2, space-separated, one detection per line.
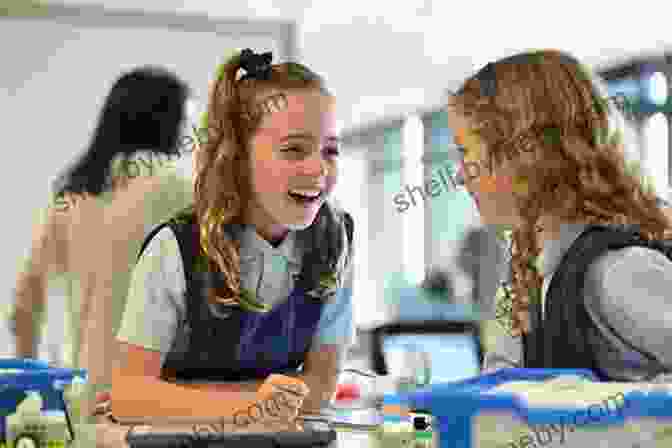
386 268 458 322
456 226 508 313
7 66 194 419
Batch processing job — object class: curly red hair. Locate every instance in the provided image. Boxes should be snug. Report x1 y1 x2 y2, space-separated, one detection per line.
450 49 672 336
195 51 333 307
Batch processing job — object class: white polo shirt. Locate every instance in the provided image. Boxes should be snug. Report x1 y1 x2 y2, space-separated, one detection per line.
116 221 356 369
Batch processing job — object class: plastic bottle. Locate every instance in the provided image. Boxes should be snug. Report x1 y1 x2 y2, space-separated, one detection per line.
61 375 86 424
7 391 68 448
16 391 43 415
377 421 414 448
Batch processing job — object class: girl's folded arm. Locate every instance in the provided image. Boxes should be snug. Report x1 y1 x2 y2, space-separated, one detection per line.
111 226 258 420
588 247 672 368
111 342 258 420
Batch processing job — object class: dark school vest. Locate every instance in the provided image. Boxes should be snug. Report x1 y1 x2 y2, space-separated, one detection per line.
138 212 353 382
523 224 672 381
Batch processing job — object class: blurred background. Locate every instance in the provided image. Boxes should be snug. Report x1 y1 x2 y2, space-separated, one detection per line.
1 0 671 367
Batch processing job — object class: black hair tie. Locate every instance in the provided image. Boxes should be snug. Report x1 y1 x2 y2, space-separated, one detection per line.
478 62 497 97
239 48 274 81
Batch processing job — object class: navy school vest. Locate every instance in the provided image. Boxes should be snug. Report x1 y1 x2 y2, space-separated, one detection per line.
137 211 354 382
523 224 672 380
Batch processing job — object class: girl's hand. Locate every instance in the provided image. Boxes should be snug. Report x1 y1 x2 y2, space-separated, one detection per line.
230 374 309 429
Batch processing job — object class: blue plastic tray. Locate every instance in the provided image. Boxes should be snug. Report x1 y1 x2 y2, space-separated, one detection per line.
398 368 672 448
1 358 87 444
0 358 87 413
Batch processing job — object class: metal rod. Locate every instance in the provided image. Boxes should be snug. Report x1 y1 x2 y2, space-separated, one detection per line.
296 415 382 431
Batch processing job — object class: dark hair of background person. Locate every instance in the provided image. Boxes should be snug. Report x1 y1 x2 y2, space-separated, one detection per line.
421 267 455 301
52 66 190 198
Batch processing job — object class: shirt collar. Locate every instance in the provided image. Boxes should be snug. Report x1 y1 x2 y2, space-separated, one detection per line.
538 223 591 278
230 224 301 266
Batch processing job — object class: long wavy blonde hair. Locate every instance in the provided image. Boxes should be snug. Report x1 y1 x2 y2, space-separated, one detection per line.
194 51 333 307
450 49 672 336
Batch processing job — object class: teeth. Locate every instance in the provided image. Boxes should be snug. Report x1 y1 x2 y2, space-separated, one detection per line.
289 189 321 198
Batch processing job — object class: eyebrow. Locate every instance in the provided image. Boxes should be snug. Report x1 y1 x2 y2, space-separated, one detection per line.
279 133 340 144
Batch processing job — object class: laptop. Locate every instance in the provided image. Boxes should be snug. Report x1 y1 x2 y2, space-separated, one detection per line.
125 420 337 447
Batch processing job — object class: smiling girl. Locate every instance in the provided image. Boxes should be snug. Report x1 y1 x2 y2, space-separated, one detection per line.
111 49 355 421
447 49 672 381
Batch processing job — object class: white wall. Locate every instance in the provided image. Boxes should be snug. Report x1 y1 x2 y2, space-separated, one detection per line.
299 2 672 132
38 0 672 134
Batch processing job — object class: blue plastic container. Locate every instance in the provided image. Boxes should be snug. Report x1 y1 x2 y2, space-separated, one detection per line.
399 368 672 448
0 358 87 447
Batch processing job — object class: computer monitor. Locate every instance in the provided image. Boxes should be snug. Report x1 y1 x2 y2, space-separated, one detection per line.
371 321 483 387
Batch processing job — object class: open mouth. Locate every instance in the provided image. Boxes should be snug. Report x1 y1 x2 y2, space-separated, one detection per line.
287 189 324 205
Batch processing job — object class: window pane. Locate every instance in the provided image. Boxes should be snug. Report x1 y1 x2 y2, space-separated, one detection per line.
331 152 371 328
377 126 406 323
643 112 669 195
402 115 425 285
647 71 668 106
424 109 480 255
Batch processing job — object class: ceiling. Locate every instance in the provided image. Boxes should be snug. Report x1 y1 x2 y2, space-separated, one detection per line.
41 0 672 134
